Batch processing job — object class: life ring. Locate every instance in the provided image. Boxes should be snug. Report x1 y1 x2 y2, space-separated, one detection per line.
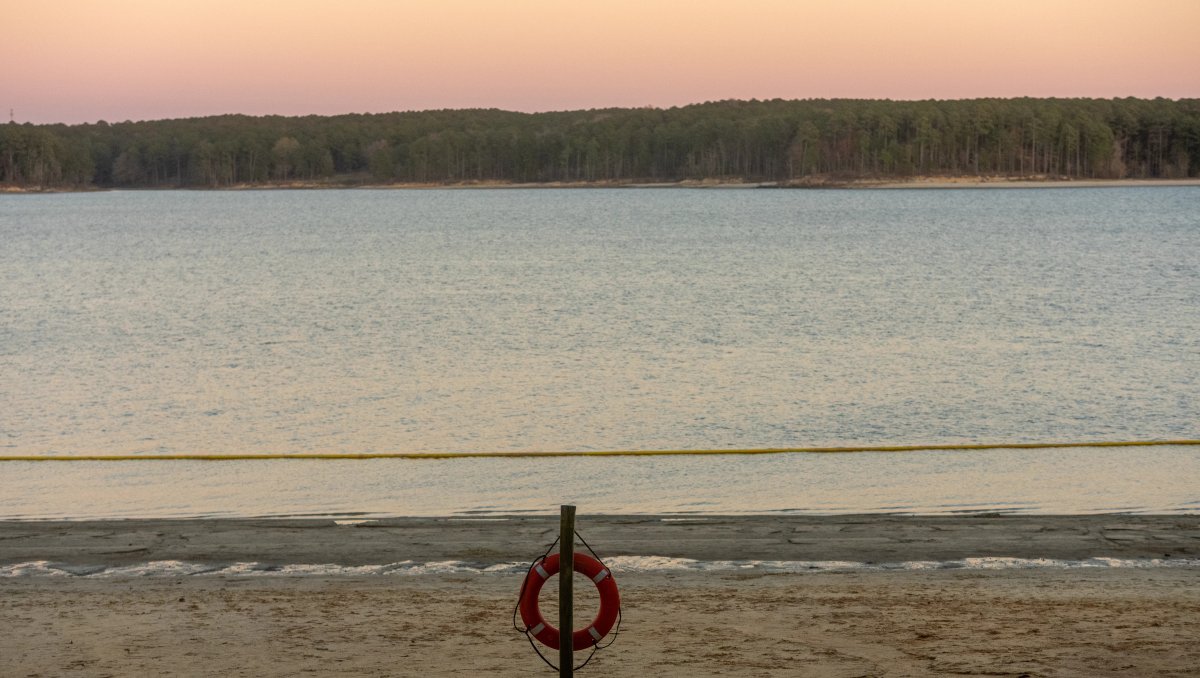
519 552 620 650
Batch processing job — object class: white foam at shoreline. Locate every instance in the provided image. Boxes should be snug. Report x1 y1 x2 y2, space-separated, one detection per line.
3 556 1198 578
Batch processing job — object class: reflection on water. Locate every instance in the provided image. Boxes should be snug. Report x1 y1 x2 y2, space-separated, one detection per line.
1 187 1197 458
2 446 1198 519
2 187 1198 517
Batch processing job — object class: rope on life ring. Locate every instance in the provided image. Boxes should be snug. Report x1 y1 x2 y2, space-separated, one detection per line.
516 530 628 667
520 552 620 650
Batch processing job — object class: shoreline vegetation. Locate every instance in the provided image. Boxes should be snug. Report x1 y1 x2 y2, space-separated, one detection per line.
3 98 1198 192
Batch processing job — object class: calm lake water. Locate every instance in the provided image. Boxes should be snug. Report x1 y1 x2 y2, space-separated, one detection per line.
1 187 1197 518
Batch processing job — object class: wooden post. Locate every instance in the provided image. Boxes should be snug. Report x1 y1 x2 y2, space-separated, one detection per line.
559 504 576 678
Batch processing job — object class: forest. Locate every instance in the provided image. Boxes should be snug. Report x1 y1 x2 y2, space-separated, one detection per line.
2 98 1198 189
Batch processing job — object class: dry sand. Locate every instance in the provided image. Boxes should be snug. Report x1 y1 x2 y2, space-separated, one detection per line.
3 515 1199 677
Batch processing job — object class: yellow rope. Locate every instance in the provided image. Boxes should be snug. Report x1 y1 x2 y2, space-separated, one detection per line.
1 440 1198 461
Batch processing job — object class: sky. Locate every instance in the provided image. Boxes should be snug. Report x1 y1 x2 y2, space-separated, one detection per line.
4 0 1199 124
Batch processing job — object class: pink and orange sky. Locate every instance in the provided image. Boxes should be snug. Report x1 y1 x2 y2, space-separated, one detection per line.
4 0 1199 124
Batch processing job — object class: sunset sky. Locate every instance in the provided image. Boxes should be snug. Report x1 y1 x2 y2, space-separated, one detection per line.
4 0 1199 124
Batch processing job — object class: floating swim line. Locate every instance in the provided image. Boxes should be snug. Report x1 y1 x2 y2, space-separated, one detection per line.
2 440 1198 461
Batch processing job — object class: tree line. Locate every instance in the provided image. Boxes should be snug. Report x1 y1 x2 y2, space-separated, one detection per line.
2 98 1198 189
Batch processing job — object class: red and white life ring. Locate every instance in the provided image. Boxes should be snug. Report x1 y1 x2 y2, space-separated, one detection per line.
518 552 620 650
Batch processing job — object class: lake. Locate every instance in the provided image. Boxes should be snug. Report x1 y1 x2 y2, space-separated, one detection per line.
1 187 1197 517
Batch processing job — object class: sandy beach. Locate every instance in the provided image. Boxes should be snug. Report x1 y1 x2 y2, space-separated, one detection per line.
856 177 1200 190
3 514 1199 565
3 515 1198 676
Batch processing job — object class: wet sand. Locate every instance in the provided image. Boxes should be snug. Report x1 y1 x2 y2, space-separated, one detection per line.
3 515 1199 677
2 514 1198 566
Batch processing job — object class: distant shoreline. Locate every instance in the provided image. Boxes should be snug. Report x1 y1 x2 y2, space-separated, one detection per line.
4 176 1199 194
850 177 1200 190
